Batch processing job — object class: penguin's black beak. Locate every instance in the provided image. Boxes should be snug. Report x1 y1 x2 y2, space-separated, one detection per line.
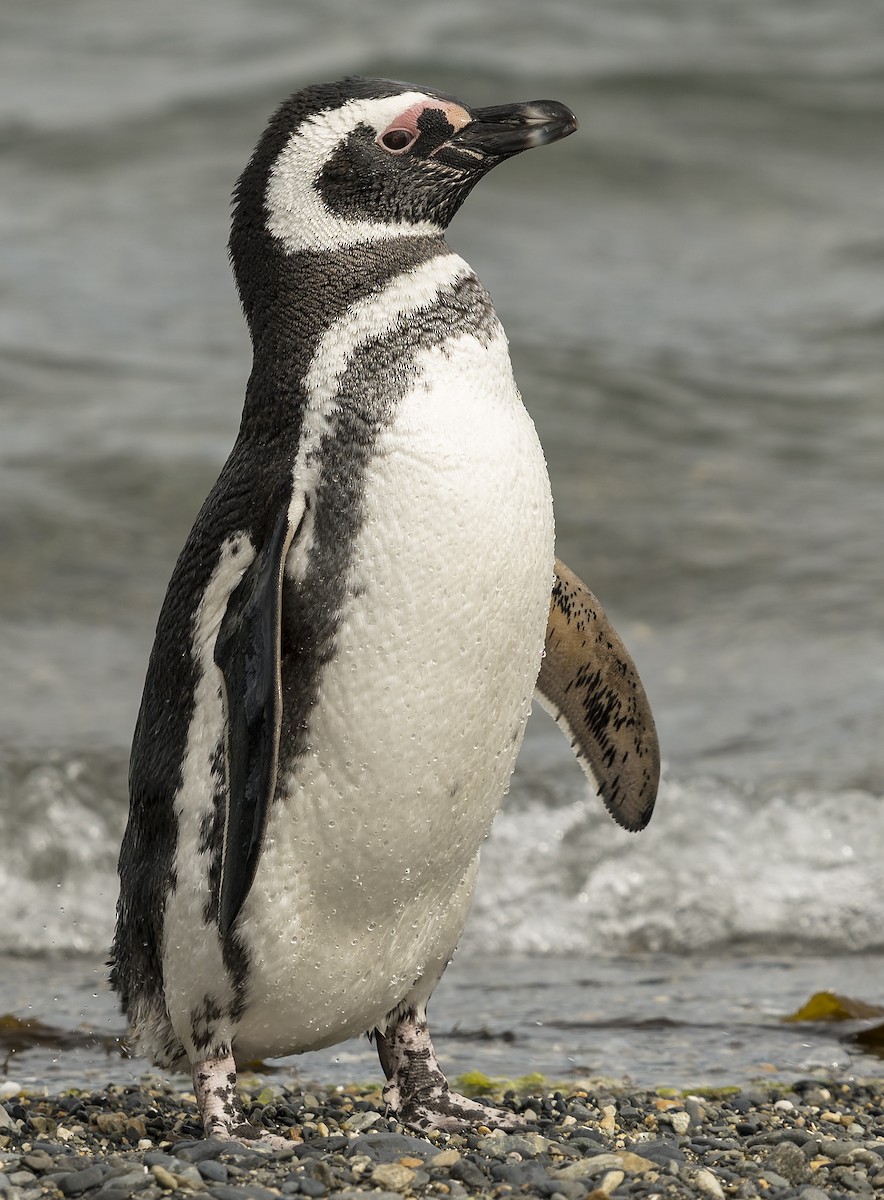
450 100 578 161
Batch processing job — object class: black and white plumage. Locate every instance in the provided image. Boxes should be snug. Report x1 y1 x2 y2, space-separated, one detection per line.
110 77 659 1142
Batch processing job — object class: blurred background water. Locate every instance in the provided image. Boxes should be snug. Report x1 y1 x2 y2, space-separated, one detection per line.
1 0 883 1088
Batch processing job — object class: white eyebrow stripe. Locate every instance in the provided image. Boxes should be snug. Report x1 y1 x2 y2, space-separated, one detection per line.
266 93 445 254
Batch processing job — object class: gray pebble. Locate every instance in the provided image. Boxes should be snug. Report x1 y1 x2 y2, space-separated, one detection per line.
95 1171 152 1194
3 1080 883 1200
759 1169 791 1188
207 1185 281 1200
831 1165 875 1192
21 1151 53 1172
684 1098 706 1125
847 1148 884 1167
142 1153 180 1169
449 1158 489 1188
197 1160 228 1183
220 1150 271 1169
551 1183 588 1200
496 1132 551 1158
635 1138 686 1165
568 1130 606 1149
174 1163 206 1187
820 1137 860 1158
493 1160 551 1188
299 1179 329 1197
58 1164 109 1195
8 1171 37 1186
763 1141 811 1185
330 1194 403 1200
344 1111 382 1133
346 1132 434 1162
175 1138 234 1164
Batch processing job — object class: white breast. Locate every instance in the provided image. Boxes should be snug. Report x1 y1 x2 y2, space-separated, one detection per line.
234 321 554 1058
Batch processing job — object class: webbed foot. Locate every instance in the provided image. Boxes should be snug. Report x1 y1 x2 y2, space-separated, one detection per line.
375 1013 523 1133
192 1054 296 1150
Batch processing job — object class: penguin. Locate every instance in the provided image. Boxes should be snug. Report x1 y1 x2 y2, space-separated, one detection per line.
109 76 659 1144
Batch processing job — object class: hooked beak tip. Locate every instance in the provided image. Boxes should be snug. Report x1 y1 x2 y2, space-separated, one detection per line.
455 99 579 159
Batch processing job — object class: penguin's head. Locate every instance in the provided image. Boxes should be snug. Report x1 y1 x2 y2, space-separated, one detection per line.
231 77 577 262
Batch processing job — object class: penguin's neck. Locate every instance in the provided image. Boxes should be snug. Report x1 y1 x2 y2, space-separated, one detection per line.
233 232 455 441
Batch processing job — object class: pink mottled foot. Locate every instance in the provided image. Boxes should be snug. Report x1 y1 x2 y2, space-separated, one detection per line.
375 1016 525 1133
192 1054 294 1150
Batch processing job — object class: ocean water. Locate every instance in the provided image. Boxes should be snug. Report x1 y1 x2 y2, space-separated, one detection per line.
1 0 883 1084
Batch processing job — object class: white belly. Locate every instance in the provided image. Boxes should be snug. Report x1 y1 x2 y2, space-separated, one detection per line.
234 326 554 1057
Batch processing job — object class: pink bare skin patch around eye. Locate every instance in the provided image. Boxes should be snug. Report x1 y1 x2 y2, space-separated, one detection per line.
377 100 471 153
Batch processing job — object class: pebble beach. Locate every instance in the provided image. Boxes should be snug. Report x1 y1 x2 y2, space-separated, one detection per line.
1 1076 882 1200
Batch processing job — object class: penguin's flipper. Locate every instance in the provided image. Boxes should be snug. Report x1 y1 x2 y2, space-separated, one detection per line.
535 558 659 831
214 506 295 937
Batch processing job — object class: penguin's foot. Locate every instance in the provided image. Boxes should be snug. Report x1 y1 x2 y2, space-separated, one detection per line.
375 1016 524 1133
191 1054 295 1150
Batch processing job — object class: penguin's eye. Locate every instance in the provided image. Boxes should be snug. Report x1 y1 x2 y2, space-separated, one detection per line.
380 128 417 153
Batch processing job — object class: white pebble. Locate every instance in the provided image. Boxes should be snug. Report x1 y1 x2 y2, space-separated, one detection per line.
774 1099 794 1111
693 1167 725 1199
0 1082 21 1099
669 1111 691 1135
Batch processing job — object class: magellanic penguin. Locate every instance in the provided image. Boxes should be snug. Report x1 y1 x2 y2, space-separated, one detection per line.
110 77 659 1144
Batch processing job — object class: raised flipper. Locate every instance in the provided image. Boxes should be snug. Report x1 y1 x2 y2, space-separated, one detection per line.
213 505 296 936
536 558 659 831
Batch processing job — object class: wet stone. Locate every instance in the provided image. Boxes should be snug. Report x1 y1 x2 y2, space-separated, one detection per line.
343 1112 382 1133
21 1150 54 1171
568 1130 606 1149
820 1136 861 1157
330 1193 403 1200
58 1163 111 1194
498 1131 551 1157
684 1098 706 1125
143 1152 181 1169
759 1169 790 1188
8 1171 37 1186
3 1079 884 1198
298 1179 329 1197
762 1140 812 1184
207 1185 281 1200
634 1138 685 1165
448 1157 489 1188
197 1160 228 1183
172 1138 228 1162
772 1127 813 1146
95 1170 152 1194
735 1121 759 1136
346 1133 435 1162
831 1166 875 1192
491 1158 551 1188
